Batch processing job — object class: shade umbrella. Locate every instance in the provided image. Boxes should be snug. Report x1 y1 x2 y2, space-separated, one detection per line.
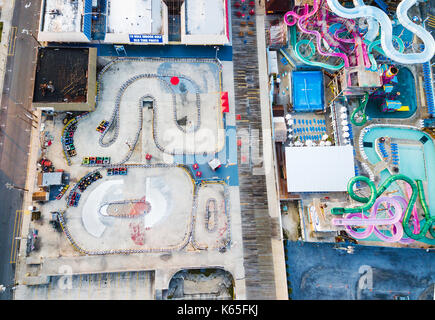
322 134 329 141
342 126 349 132
340 106 347 113
342 131 350 138
340 113 348 119
341 120 349 126
325 141 332 146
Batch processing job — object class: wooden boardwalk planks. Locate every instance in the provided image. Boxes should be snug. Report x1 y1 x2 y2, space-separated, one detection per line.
231 2 277 299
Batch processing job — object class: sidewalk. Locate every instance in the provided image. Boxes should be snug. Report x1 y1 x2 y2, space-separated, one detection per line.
0 0 15 106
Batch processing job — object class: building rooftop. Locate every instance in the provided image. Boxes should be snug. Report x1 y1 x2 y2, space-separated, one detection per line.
266 0 294 14
106 0 163 35
41 172 63 187
41 0 84 33
284 145 355 192
185 0 225 36
33 47 89 104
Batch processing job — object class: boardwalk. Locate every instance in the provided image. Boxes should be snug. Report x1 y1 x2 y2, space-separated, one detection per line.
231 1 278 299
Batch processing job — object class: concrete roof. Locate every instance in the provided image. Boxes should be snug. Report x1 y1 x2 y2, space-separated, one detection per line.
41 0 84 33
42 172 63 186
285 145 355 192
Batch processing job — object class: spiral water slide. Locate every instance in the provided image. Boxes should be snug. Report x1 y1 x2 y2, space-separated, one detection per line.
332 196 407 242
350 92 369 126
326 0 435 64
331 175 435 244
285 0 350 70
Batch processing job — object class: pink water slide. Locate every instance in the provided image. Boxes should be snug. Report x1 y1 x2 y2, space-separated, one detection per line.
284 0 372 69
332 196 418 243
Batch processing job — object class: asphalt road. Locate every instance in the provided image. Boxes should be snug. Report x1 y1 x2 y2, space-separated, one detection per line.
285 241 435 300
0 0 41 300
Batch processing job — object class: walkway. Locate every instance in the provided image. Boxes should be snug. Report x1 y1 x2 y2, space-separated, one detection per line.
231 0 285 299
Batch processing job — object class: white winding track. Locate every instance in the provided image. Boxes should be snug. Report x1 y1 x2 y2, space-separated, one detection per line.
327 0 435 64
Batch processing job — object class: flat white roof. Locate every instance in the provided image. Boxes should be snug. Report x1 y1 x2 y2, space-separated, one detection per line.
185 0 225 35
106 0 162 35
285 145 355 192
42 0 83 33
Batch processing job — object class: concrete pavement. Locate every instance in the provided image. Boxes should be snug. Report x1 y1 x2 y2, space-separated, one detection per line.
0 0 41 300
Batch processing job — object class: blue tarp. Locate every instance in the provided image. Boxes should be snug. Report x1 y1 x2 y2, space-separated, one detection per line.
292 70 324 112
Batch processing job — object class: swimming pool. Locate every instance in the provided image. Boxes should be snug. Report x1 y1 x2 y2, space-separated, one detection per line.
398 144 426 181
362 126 435 218
365 67 417 119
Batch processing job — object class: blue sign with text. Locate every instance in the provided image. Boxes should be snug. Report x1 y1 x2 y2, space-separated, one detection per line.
129 34 163 43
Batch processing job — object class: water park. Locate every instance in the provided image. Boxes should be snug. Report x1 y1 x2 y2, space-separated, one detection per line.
265 0 435 249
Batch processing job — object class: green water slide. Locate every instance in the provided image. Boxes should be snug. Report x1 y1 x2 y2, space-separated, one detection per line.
416 180 435 238
293 39 345 71
350 92 369 126
331 174 435 244
290 25 298 50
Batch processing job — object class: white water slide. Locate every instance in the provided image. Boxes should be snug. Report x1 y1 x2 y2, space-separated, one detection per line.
327 0 435 64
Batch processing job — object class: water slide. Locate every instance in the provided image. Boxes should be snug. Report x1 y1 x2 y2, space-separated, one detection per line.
285 0 351 70
298 0 350 67
364 36 405 71
416 180 435 238
405 182 420 234
332 196 403 226
293 40 345 70
333 196 407 242
326 0 435 64
350 92 369 126
331 174 435 244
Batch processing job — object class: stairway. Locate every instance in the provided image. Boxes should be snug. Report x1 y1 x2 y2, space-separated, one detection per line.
422 62 435 116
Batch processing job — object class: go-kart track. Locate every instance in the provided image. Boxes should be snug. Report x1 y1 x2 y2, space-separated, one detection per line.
40 58 238 257
61 166 231 254
64 58 225 166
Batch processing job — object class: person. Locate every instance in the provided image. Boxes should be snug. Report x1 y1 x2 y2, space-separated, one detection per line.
0 284 5 292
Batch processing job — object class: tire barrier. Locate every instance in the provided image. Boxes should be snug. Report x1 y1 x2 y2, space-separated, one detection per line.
98 73 201 147
58 58 228 255
190 181 232 252
60 164 196 255
90 57 224 161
